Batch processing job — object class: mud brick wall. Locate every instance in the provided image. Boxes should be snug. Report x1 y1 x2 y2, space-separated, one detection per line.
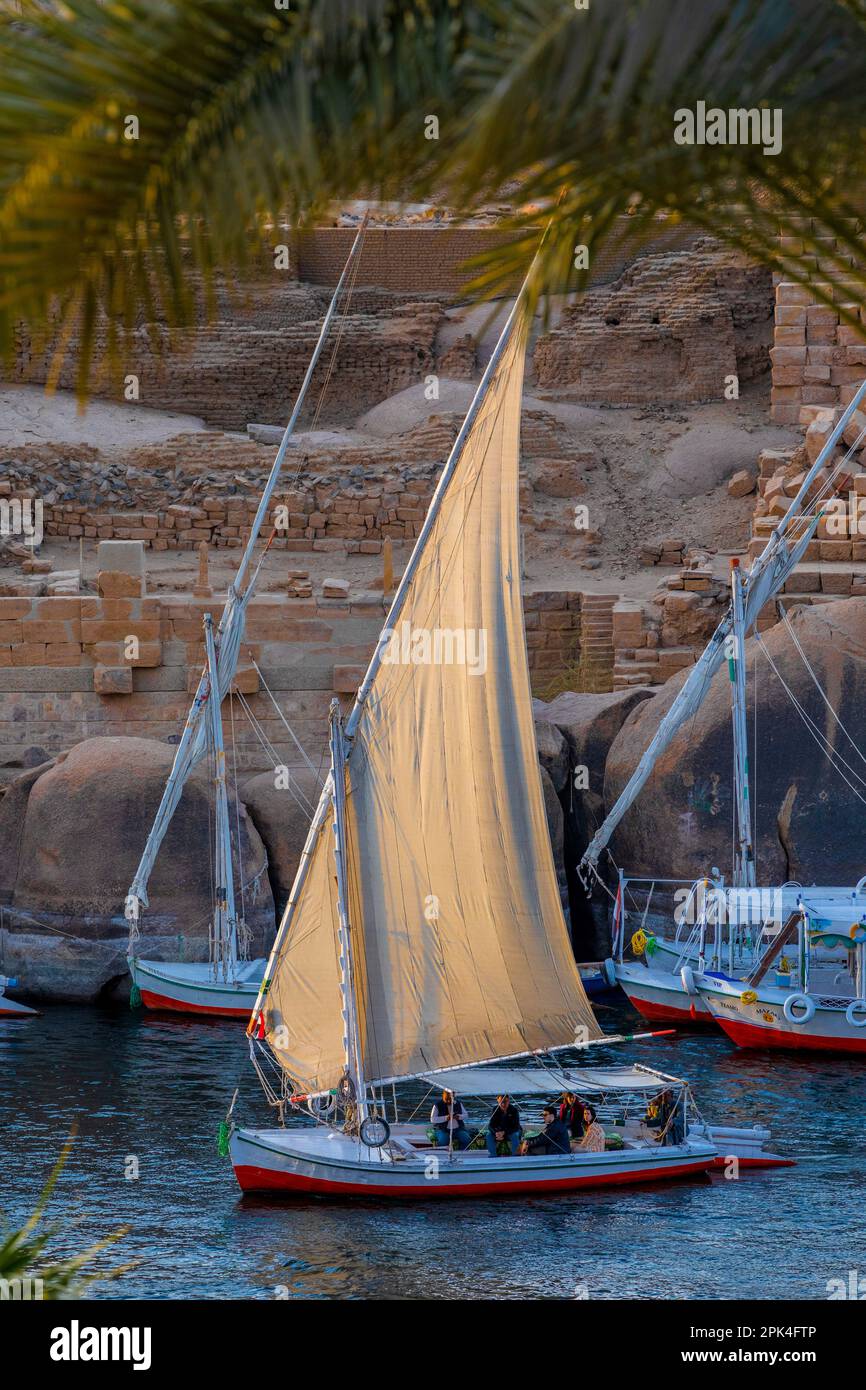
533 238 772 405
294 220 711 292
12 300 444 432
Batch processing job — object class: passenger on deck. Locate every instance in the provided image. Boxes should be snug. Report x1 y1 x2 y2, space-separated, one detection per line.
485 1094 522 1157
559 1091 586 1140
646 1088 686 1146
430 1090 472 1150
521 1104 572 1157
576 1103 606 1153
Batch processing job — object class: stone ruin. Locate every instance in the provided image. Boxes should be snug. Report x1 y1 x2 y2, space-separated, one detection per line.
533 237 773 403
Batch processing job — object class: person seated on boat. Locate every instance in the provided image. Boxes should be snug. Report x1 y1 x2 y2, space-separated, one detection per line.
485 1094 522 1157
559 1091 586 1140
430 1090 472 1150
520 1104 572 1157
644 1088 685 1146
576 1103 606 1153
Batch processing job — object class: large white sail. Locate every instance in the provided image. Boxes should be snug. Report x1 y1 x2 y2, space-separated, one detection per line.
258 309 601 1096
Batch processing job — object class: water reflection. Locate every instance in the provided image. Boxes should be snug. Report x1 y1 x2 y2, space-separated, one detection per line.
1 1002 864 1299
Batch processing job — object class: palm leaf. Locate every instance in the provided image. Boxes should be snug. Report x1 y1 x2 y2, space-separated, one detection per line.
1 0 865 394
0 1127 132 1299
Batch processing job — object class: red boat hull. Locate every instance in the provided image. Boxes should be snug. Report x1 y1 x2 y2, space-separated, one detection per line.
233 1158 715 1199
714 1014 866 1054
628 995 711 1025
140 988 250 1019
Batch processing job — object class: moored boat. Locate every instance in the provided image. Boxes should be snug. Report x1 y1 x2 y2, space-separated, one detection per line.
125 227 369 1018
131 957 263 1018
580 379 866 1059
0 974 39 1018
697 908 866 1052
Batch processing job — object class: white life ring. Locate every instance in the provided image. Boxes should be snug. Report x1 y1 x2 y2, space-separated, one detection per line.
307 1093 335 1118
845 999 866 1028
783 992 815 1025
680 965 697 996
602 958 618 989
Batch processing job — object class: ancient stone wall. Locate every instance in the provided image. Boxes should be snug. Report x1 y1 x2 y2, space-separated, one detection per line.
533 238 773 404
0 585 602 765
770 221 865 426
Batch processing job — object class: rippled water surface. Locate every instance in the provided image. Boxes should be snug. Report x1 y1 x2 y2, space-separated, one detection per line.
1 1001 863 1299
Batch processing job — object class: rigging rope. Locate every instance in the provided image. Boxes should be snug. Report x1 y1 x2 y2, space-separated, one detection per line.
248 658 324 785
778 603 866 772
754 631 866 805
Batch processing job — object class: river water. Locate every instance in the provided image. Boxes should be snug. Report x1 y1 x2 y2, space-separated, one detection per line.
1 1000 863 1300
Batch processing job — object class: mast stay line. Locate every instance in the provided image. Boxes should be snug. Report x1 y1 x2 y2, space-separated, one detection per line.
578 376 866 884
125 220 368 927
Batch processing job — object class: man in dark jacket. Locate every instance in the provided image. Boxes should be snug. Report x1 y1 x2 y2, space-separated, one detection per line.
522 1105 572 1157
430 1090 472 1150
485 1094 522 1157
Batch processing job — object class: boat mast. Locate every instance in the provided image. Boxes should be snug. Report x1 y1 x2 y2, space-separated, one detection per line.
204 614 238 981
579 376 866 884
728 558 756 888
328 698 367 1125
125 220 368 929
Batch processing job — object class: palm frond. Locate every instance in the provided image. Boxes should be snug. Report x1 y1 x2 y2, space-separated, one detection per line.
1 0 865 393
0 1128 132 1299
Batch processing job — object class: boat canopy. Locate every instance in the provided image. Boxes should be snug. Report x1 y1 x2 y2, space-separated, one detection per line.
418 1065 678 1096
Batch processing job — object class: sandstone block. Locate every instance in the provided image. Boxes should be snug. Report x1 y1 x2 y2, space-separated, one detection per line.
727 469 756 498
333 664 366 694
93 665 133 695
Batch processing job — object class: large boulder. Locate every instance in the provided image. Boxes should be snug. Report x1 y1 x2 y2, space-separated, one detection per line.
534 688 656 955
242 765 324 918
605 598 866 884
539 765 567 912
534 716 570 794
535 688 656 853
3 736 274 1001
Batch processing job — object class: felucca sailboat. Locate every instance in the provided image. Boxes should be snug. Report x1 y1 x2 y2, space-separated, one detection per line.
126 226 368 1016
587 378 866 1053
229 258 787 1197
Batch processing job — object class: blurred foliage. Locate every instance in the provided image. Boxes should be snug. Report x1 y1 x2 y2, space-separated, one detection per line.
1 0 865 392
0 1128 130 1299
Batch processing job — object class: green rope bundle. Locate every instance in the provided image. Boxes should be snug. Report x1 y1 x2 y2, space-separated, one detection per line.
129 982 141 1009
217 1122 230 1158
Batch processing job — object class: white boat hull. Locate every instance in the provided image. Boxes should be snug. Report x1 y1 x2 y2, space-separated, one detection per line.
129 957 264 1018
230 1125 720 1199
700 975 866 1054
0 991 39 1018
614 959 716 1025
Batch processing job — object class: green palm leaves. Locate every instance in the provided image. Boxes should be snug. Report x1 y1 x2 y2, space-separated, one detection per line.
1 0 865 392
0 1129 130 1299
